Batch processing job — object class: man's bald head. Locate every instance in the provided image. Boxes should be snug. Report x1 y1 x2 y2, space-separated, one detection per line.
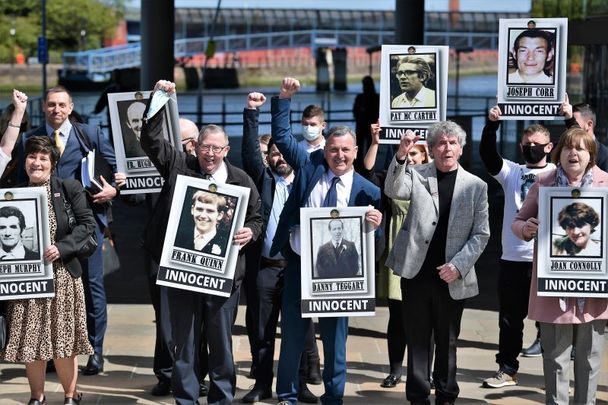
179 118 198 156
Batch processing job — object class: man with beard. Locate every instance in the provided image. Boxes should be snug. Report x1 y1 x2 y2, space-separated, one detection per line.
480 106 555 388
240 92 318 403
391 56 436 109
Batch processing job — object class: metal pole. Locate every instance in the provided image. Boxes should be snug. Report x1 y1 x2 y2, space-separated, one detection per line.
455 50 460 116
196 0 222 126
41 0 47 94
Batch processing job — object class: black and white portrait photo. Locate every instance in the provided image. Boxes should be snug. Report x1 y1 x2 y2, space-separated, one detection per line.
389 53 437 109
117 99 147 158
312 217 362 279
551 200 602 258
507 26 556 85
173 187 238 258
0 202 39 261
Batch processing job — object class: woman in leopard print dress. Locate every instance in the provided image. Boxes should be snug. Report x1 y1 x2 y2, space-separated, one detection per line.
2 136 96 405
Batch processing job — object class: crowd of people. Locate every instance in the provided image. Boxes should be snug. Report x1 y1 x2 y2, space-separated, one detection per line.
0 72 606 405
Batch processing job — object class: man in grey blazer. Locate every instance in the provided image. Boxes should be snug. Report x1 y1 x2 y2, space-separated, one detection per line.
384 121 490 405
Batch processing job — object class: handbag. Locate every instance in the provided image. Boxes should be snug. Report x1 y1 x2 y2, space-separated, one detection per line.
102 233 120 277
62 183 98 259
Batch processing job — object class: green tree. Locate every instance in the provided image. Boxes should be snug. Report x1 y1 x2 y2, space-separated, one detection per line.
46 0 123 51
0 0 124 62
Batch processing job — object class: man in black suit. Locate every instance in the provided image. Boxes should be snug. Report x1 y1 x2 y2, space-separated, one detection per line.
0 206 38 260
174 190 228 256
141 80 262 405
315 219 359 279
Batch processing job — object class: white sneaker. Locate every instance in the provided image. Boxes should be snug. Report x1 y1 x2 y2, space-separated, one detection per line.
483 370 518 388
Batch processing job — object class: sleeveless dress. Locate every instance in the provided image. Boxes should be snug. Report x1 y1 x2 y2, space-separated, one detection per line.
2 180 93 362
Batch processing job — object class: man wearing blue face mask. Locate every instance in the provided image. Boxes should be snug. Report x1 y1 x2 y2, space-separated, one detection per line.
480 105 555 389
298 105 327 153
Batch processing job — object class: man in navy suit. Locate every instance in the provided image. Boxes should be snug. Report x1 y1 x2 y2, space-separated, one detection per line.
19 86 123 375
270 77 382 405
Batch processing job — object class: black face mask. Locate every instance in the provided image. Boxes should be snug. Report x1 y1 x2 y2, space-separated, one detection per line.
522 144 548 164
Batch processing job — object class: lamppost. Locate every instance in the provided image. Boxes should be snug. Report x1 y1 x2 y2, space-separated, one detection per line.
455 47 473 116
9 25 16 81
80 29 87 51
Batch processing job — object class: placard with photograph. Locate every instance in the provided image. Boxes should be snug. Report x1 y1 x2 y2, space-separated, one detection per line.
0 187 54 300
108 91 181 194
379 45 448 144
497 18 568 120
299 207 375 317
537 187 608 298
157 175 250 297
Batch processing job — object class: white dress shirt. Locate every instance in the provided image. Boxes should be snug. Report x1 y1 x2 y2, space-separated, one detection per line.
289 169 354 255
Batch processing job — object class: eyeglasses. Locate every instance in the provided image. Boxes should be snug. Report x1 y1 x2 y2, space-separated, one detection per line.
198 144 227 154
396 70 419 77
181 137 195 145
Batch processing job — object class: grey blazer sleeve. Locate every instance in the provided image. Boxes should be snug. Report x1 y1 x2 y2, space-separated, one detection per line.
384 156 413 201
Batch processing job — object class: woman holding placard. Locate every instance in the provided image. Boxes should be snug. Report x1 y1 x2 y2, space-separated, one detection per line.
513 127 608 404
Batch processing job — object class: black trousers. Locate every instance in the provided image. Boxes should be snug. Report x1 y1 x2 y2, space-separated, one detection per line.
147 257 208 386
401 276 465 404
387 298 407 376
496 259 534 374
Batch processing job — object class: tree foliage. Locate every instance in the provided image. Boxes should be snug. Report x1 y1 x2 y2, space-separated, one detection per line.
0 0 124 62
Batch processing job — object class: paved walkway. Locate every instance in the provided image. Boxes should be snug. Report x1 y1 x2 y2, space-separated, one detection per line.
1 303 606 404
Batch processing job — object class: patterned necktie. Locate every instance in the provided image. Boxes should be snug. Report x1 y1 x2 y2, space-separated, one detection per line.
53 130 65 155
322 176 340 207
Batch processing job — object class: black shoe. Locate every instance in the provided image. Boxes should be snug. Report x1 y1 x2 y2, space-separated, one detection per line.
297 386 318 403
27 396 46 405
151 380 171 396
242 385 272 403
64 392 82 405
381 374 401 388
307 363 322 385
199 381 209 397
521 338 542 357
82 353 104 375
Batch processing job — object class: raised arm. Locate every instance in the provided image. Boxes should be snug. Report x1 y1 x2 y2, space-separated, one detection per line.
271 77 310 170
384 130 419 200
1 90 27 158
140 80 186 179
479 105 504 176
241 92 267 183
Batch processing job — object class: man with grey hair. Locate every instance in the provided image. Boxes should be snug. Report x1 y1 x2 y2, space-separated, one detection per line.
391 56 436 108
385 121 490 404
141 80 263 405
179 118 198 156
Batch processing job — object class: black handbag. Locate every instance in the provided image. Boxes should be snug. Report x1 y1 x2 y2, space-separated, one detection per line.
0 314 6 351
62 183 98 259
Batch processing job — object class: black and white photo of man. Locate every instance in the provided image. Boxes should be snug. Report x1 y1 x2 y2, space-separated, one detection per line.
314 219 360 279
0 205 38 260
174 189 230 256
508 28 555 84
122 100 147 158
391 55 437 109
